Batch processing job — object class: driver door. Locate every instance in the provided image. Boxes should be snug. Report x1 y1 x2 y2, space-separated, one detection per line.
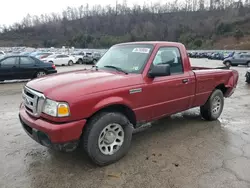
144 46 195 119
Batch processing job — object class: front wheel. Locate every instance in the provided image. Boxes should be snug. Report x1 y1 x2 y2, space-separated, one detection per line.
78 59 83 64
200 89 224 121
83 112 133 166
246 73 250 84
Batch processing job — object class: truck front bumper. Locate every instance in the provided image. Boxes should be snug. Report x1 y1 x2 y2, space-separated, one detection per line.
19 103 86 152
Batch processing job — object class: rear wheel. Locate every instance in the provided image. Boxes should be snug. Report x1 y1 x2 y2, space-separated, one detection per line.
68 60 73 66
78 59 83 64
200 89 224 121
247 61 250 67
83 112 133 166
246 73 250 84
225 61 231 67
35 71 46 78
93 59 97 64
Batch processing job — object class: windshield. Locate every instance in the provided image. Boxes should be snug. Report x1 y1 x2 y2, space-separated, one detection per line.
96 44 153 74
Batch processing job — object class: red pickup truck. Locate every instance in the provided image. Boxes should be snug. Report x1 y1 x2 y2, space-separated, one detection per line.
19 41 239 166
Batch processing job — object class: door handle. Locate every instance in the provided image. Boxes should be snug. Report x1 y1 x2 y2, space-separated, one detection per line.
182 79 189 84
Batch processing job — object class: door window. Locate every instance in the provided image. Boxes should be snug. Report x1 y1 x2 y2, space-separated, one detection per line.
56 55 68 58
152 47 183 74
0 57 18 66
20 57 35 65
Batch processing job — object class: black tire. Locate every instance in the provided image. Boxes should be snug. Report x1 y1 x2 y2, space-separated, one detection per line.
246 73 250 84
93 59 97 64
49 61 53 64
35 70 46 78
83 112 133 166
224 61 231 67
247 61 250 67
68 60 73 66
200 89 224 121
78 59 83 64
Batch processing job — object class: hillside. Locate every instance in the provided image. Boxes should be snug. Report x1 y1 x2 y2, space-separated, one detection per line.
1 1 250 49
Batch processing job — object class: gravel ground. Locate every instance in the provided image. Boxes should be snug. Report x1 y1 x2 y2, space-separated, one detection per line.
1 60 250 188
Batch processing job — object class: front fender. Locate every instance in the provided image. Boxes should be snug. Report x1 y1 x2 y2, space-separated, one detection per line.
92 96 133 114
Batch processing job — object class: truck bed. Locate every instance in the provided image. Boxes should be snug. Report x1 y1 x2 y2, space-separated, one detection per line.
192 66 229 70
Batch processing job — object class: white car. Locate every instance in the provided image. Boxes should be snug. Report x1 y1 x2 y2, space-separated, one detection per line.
0 51 5 57
43 54 76 66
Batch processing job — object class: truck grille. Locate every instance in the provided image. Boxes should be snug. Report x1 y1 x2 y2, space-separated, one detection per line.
22 86 45 117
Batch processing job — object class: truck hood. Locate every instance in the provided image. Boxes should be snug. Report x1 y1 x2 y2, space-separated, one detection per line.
26 69 143 101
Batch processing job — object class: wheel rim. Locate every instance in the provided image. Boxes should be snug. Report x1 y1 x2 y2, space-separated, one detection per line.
98 123 124 155
69 61 73 66
37 71 46 77
226 62 230 67
212 96 222 115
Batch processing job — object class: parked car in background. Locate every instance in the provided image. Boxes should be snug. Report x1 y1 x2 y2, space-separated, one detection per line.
35 52 55 60
223 53 250 67
73 51 102 64
71 51 86 64
19 52 32 56
83 52 102 64
42 54 76 66
0 55 57 82
246 68 250 84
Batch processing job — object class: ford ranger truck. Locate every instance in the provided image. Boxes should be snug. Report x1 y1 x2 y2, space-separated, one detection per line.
19 41 239 166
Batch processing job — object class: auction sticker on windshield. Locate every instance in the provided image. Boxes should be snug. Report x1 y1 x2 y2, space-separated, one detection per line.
132 48 150 53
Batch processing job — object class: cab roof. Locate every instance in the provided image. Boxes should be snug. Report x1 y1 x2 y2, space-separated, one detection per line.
114 41 183 46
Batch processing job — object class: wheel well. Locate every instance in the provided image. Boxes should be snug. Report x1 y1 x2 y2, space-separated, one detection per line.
215 84 228 95
89 104 137 127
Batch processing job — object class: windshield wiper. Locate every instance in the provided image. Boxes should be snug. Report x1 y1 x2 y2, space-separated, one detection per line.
104 65 128 74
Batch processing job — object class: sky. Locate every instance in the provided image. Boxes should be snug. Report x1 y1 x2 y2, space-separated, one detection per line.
0 0 166 26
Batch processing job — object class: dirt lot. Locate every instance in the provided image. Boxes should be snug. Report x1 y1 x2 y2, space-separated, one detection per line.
1 60 250 188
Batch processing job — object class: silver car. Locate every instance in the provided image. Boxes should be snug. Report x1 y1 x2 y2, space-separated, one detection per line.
223 53 250 67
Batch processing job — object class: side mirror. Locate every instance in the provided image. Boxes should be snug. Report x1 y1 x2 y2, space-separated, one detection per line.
148 64 171 78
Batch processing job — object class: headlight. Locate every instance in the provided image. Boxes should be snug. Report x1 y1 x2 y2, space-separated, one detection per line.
42 99 70 117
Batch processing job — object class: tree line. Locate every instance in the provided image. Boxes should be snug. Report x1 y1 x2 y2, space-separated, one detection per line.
0 0 250 49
